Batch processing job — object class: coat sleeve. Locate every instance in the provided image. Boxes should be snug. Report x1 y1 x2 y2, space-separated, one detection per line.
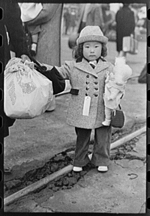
5 1 29 57
43 60 73 80
33 62 66 95
55 61 73 80
42 67 65 95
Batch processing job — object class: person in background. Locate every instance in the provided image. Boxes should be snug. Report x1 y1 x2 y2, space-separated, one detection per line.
63 7 71 35
69 8 77 34
77 4 104 35
101 4 116 37
44 26 114 173
115 3 135 58
68 3 104 50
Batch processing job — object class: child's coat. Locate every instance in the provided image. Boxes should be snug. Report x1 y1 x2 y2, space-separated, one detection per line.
55 58 114 129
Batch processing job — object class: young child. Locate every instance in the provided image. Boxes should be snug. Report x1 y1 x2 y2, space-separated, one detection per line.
102 57 132 126
44 26 114 172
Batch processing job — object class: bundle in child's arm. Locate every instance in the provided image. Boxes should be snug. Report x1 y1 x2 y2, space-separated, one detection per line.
113 57 132 85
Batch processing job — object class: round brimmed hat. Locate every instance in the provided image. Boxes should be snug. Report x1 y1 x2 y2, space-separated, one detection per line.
76 26 108 45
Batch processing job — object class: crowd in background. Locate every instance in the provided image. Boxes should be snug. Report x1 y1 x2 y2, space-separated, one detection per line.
61 3 146 40
6 2 147 90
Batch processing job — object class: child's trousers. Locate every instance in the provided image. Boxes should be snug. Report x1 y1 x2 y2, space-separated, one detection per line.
74 126 111 167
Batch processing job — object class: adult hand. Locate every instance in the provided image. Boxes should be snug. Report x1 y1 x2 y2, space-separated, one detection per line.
21 54 31 62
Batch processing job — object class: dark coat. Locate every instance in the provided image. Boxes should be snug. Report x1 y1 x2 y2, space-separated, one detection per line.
0 0 29 137
116 5 135 52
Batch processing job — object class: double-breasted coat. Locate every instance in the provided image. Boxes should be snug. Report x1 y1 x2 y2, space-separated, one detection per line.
55 58 114 129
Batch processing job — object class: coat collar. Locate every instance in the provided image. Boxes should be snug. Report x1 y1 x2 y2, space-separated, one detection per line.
74 58 110 77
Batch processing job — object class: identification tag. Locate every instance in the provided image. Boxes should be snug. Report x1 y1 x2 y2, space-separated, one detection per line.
83 96 91 116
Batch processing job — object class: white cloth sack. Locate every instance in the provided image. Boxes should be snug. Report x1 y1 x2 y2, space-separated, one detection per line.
4 58 53 119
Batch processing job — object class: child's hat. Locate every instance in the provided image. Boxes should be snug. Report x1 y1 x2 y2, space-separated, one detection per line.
77 26 108 45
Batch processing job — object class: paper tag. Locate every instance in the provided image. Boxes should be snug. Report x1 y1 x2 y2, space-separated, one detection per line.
83 96 91 116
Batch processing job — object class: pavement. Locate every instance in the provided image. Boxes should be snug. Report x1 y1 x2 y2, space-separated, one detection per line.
39 134 146 213
3 35 147 213
4 133 146 213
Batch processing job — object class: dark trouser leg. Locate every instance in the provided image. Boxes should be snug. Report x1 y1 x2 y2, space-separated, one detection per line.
91 126 111 167
73 127 91 167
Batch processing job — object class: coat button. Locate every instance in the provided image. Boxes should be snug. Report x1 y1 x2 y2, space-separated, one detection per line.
94 87 98 90
94 82 98 84
86 81 89 84
94 94 98 97
86 75 89 78
86 87 89 90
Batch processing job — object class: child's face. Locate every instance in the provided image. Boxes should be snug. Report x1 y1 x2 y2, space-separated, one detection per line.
83 41 102 61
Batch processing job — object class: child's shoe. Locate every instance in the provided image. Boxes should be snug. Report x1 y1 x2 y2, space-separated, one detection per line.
102 120 111 126
98 166 108 172
73 166 83 172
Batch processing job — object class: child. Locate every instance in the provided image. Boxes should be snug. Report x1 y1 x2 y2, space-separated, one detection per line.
102 57 132 126
44 26 114 172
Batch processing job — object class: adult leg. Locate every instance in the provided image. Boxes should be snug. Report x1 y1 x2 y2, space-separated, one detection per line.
91 126 111 167
73 127 91 167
